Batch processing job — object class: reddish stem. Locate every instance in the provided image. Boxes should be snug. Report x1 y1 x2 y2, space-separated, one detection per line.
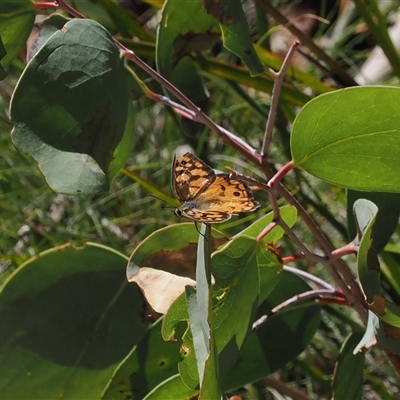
281 254 305 263
329 243 359 260
256 221 277 242
268 160 295 188
56 0 87 19
35 1 58 8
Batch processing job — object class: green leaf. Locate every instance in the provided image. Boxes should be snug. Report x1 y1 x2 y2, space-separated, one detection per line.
204 0 264 76
235 206 297 304
102 319 182 400
194 54 311 107
156 0 214 104
354 310 379 353
332 332 365 400
10 19 132 194
191 224 212 385
0 243 148 400
97 0 154 41
211 235 259 377
233 205 297 243
199 336 222 400
162 295 199 389
354 199 381 304
347 191 400 253
26 14 69 61
291 86 400 192
0 0 35 67
222 270 321 390
0 34 7 80
143 374 198 400
186 286 209 387
178 310 200 389
355 200 400 332
162 292 189 341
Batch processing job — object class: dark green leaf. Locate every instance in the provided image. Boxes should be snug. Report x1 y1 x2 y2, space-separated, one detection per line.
199 336 222 399
0 34 7 80
143 374 198 400
354 199 381 304
0 243 148 399
156 0 213 104
204 0 264 75
332 332 365 400
222 270 321 390
102 319 182 400
10 19 132 194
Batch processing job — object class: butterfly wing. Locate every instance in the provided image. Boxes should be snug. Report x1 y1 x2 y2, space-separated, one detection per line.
180 174 260 223
172 153 215 202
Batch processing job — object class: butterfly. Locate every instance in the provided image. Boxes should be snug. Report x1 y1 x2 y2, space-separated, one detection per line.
172 152 260 223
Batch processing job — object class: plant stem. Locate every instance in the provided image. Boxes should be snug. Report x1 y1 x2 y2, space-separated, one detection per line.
261 41 299 158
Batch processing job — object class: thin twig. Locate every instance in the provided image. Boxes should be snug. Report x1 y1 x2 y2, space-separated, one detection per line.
261 41 299 158
283 265 335 290
252 288 347 330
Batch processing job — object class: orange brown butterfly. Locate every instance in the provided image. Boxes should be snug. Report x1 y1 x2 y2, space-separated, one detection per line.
172 152 260 223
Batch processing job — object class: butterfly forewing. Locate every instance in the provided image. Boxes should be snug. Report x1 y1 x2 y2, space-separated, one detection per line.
172 153 215 202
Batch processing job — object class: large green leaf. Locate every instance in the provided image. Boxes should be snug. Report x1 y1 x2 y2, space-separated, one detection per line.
291 86 400 192
0 243 148 400
10 19 133 194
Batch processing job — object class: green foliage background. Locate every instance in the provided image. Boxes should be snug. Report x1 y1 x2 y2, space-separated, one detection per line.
1 0 400 399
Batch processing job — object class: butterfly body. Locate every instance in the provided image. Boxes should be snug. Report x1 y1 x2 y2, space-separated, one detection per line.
172 153 260 223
